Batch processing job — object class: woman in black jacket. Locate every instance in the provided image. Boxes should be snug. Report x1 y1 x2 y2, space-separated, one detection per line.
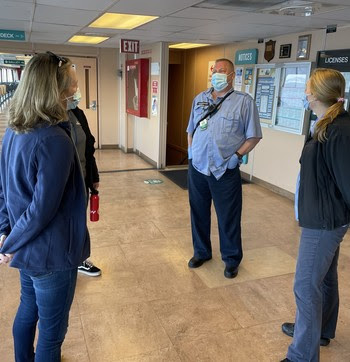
68 94 101 277
281 68 350 362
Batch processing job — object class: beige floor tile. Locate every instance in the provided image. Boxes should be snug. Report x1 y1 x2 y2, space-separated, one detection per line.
192 246 296 289
242 246 296 279
191 257 255 288
218 274 296 328
62 316 90 361
117 347 181 362
133 261 208 301
91 221 165 245
173 319 291 362
81 303 172 360
119 238 185 267
150 289 242 344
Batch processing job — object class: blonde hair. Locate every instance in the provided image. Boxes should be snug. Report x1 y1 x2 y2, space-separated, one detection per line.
8 52 73 133
309 68 345 142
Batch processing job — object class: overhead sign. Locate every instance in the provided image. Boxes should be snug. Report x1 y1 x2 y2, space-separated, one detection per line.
235 48 258 65
4 59 25 66
120 39 140 54
317 49 350 71
0 29 25 41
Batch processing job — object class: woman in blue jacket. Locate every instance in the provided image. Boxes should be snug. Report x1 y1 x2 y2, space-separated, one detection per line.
0 52 90 361
281 68 350 362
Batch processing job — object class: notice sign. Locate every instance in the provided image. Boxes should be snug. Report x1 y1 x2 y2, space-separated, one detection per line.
207 60 215 88
120 39 140 54
152 80 158 93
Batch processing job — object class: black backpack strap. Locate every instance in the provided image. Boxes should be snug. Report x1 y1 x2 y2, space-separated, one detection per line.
191 89 234 137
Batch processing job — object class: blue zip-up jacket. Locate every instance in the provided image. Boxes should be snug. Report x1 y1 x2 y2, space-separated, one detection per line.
0 122 90 271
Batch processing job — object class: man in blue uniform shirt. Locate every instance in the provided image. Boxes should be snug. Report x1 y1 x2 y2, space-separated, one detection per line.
187 58 262 278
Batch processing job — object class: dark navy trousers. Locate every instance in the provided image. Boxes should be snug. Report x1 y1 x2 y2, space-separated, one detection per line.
188 161 242 267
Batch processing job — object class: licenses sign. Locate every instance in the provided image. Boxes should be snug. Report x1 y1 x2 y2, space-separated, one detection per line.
317 49 350 71
120 39 140 54
0 29 25 41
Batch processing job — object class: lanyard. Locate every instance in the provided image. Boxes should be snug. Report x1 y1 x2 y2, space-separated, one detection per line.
192 89 234 137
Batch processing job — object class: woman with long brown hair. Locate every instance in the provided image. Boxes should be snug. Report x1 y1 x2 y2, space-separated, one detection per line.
281 68 350 361
0 52 90 361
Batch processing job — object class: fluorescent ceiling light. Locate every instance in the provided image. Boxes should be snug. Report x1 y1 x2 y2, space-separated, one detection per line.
68 35 109 44
169 43 211 49
89 13 158 29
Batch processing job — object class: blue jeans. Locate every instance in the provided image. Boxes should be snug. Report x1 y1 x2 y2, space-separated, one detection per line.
13 269 78 362
188 161 242 267
287 226 348 362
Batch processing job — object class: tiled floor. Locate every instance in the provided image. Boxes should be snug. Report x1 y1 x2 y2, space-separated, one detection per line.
1 148 350 361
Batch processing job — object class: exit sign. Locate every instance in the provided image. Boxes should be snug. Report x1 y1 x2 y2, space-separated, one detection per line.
120 39 140 54
4 59 25 66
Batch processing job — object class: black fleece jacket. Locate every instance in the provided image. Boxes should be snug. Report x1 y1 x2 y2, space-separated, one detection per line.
71 107 99 191
298 111 350 230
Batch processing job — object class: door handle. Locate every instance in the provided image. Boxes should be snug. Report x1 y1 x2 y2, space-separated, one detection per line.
90 100 97 110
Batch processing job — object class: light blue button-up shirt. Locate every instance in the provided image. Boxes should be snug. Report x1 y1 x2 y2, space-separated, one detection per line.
187 87 262 180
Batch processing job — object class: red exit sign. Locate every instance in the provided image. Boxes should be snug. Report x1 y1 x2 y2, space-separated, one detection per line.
120 39 140 54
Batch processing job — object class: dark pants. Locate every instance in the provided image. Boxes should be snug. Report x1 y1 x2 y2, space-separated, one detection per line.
13 269 77 362
188 161 242 267
287 226 348 362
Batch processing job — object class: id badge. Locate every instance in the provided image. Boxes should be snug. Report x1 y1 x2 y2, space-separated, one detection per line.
199 119 208 130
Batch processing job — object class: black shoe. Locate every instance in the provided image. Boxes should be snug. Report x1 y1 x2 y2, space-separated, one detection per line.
224 265 238 279
188 256 211 268
280 359 292 362
281 322 330 347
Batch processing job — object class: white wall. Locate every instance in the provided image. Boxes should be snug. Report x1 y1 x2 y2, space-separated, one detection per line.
132 42 164 165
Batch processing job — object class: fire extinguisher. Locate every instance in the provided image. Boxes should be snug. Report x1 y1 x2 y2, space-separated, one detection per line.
90 189 99 222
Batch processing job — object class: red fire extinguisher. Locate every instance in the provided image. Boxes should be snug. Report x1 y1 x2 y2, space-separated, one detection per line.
90 189 99 222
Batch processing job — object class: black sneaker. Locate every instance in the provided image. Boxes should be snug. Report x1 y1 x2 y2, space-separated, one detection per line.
78 260 101 277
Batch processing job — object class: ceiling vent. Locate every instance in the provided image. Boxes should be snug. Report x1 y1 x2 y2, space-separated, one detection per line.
194 0 345 17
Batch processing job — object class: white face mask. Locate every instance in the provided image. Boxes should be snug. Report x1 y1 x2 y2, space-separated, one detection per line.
66 89 81 110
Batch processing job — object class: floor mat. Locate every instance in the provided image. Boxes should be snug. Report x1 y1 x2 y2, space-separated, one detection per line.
159 169 188 190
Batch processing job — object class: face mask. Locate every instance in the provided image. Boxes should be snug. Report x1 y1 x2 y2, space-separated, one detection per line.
211 72 232 92
302 93 312 110
66 89 81 110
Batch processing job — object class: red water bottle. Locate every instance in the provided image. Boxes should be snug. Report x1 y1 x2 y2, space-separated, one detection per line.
90 189 99 222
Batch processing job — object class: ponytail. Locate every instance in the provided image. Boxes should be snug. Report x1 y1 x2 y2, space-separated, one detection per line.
314 101 344 142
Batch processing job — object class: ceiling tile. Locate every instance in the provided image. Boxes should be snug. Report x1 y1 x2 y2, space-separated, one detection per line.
34 4 98 26
0 1 33 21
312 7 350 21
29 31 71 42
172 7 244 20
108 0 201 17
36 0 117 11
32 22 81 33
0 19 31 31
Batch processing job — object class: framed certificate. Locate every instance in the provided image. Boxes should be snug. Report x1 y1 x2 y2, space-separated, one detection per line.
279 44 292 59
297 34 312 60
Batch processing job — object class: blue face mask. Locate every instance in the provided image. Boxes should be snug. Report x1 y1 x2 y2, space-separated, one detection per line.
211 72 232 92
302 93 312 110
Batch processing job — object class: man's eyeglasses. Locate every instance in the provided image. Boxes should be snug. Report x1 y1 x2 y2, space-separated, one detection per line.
46 51 67 67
